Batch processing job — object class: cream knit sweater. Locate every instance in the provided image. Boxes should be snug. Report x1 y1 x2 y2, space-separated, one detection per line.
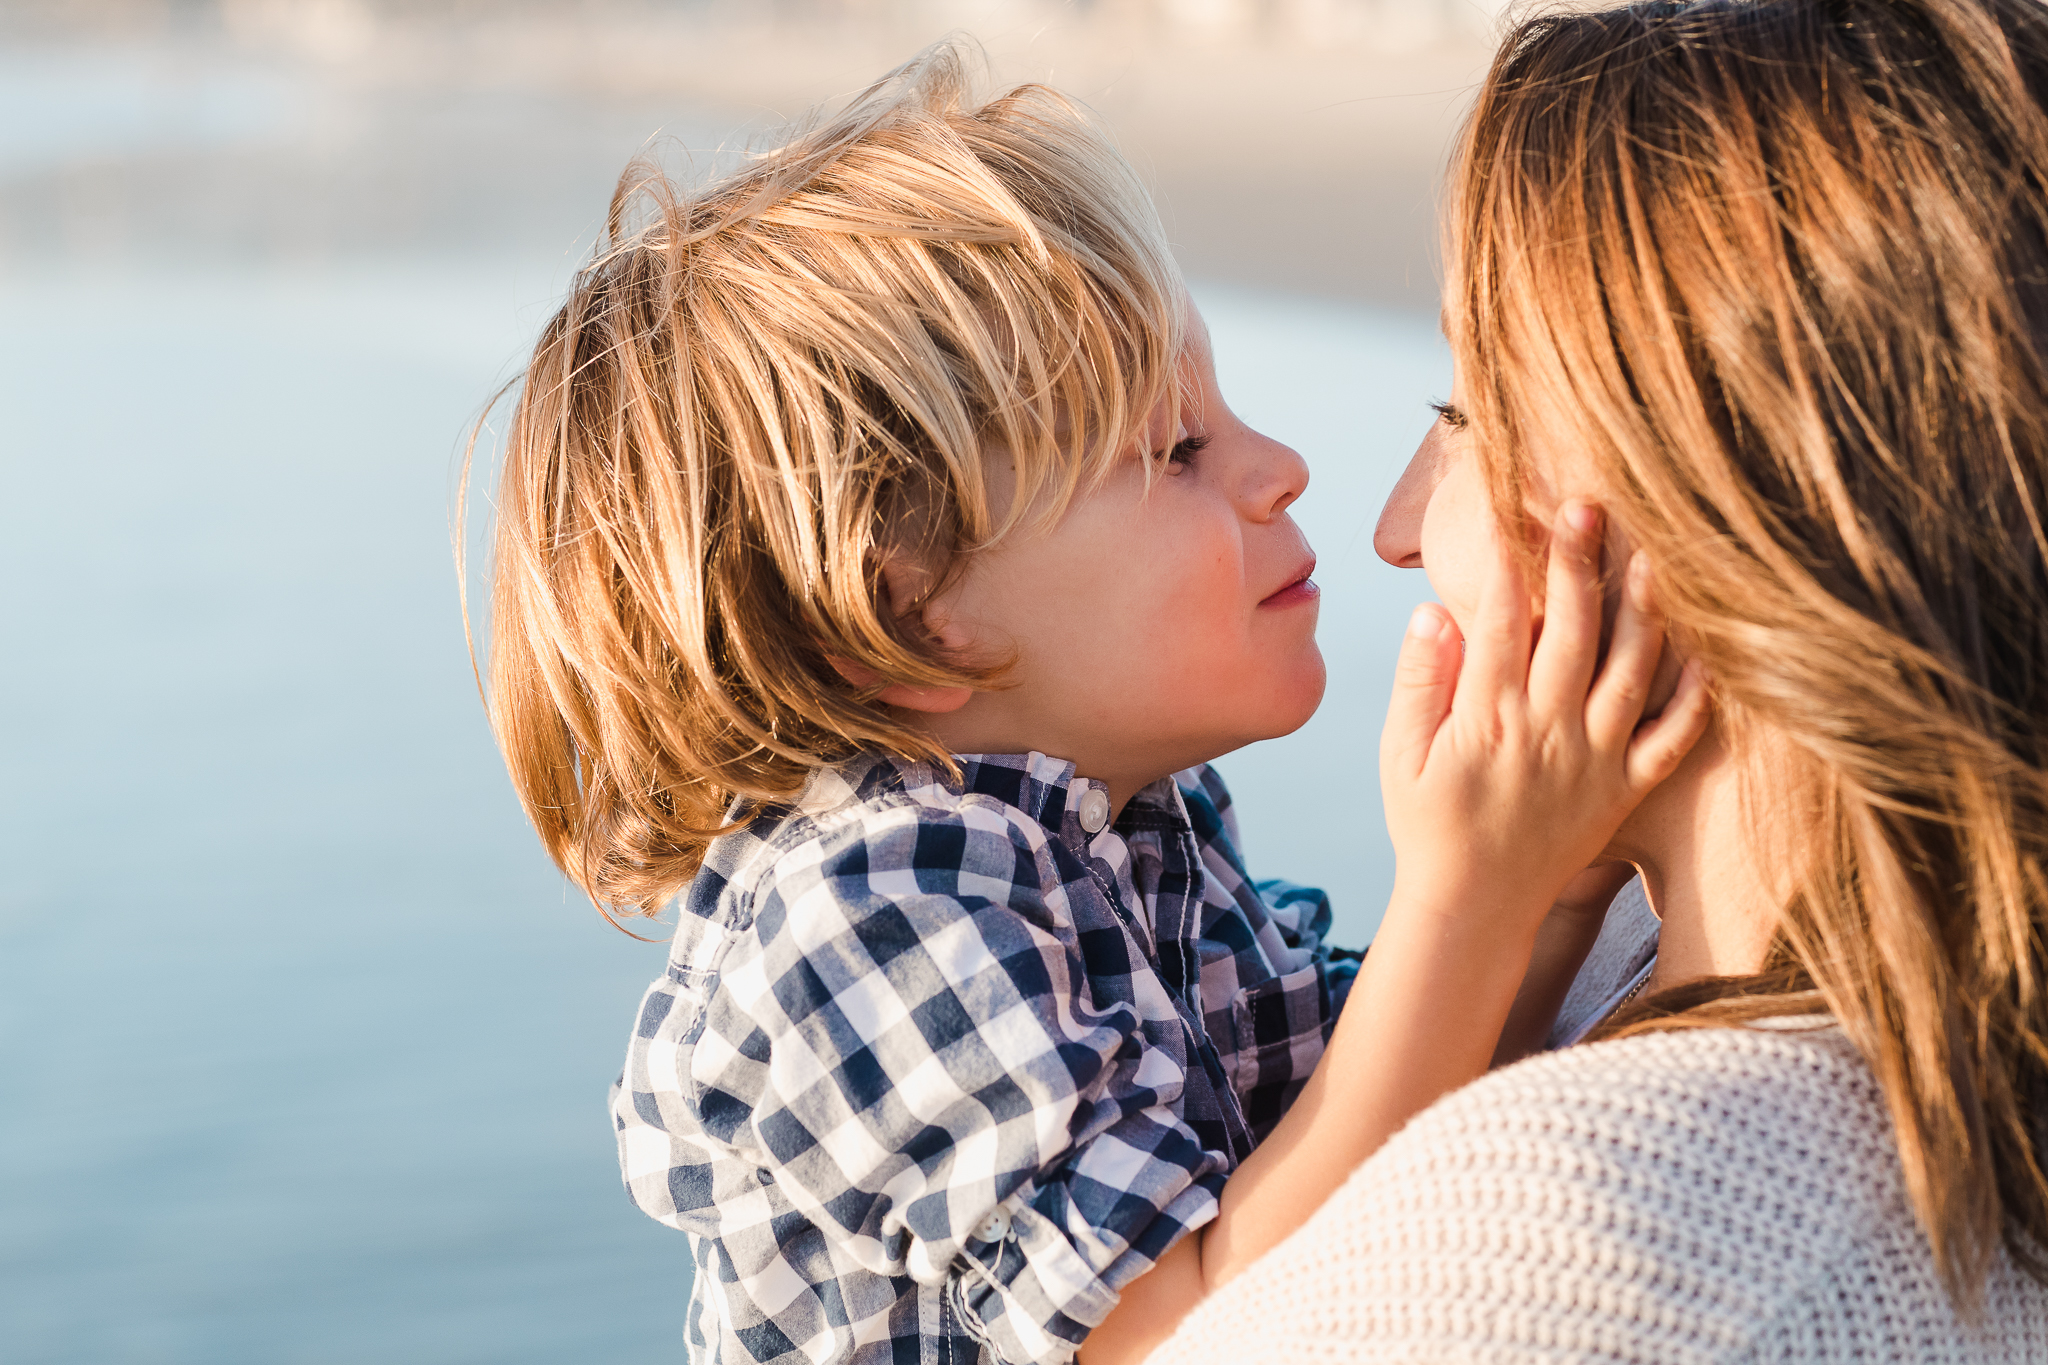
1147 886 2048 1363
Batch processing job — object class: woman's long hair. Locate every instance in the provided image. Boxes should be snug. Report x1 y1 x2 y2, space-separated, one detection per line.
1453 0 2048 1301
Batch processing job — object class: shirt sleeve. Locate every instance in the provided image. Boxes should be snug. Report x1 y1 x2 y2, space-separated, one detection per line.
688 798 1230 1365
1252 877 1364 1022
1177 765 1364 1138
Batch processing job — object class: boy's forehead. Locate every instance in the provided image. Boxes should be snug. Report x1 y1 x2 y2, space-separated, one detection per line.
969 295 1208 529
1170 300 1215 421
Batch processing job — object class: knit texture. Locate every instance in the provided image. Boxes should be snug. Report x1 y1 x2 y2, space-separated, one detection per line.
1147 1024 2048 1363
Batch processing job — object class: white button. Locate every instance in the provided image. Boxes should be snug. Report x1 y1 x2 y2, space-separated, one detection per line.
973 1207 1012 1242
1075 787 1111 834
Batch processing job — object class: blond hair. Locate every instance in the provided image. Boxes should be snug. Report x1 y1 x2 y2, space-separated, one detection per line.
1451 0 2048 1303
473 47 1185 915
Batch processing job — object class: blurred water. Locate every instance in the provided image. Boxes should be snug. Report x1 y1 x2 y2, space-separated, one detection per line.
1194 285 1443 926
0 48 306 176
0 39 1444 1365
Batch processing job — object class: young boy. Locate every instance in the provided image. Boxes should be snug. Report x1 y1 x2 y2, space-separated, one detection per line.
481 44 1706 1365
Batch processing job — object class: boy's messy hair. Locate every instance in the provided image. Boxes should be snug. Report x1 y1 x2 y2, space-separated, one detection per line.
480 45 1187 915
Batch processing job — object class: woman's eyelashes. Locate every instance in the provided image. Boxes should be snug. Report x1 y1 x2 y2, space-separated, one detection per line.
1429 400 1469 431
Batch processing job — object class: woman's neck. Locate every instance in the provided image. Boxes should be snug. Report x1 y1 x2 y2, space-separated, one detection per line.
1611 725 1783 993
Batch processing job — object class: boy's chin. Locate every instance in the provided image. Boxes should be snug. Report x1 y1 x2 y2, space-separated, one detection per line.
1264 651 1328 737
1199 656 1329 760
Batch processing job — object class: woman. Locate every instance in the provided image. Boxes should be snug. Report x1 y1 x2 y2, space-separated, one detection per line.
1149 0 2048 1357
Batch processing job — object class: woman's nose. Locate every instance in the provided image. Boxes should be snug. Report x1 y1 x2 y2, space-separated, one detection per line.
1375 429 1447 568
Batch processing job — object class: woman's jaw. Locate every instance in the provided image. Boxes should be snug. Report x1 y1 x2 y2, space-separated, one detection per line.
1378 386 1779 991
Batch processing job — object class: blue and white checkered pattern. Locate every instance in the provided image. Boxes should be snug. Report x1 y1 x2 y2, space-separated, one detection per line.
614 752 1360 1365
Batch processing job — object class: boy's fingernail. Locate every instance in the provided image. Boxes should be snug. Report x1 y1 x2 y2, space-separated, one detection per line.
1564 501 1599 534
1408 605 1443 640
1628 552 1655 610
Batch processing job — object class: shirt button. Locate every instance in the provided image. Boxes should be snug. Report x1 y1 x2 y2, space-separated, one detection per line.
973 1207 1012 1242
1076 788 1111 834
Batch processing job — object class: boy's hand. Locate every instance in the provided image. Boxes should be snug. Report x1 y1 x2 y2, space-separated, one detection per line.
1086 506 1710 1353
1380 501 1709 931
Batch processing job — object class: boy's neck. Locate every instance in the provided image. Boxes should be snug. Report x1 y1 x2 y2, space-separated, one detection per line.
1093 775 1165 824
905 708 1182 825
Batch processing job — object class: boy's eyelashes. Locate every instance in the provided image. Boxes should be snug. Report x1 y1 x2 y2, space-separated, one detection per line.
1155 433 1211 471
1429 400 1469 431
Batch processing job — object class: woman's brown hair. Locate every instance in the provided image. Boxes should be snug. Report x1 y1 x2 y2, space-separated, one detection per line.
470 47 1185 917
1452 0 2048 1302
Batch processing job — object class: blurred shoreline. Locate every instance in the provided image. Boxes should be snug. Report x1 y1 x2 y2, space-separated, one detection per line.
0 0 1499 310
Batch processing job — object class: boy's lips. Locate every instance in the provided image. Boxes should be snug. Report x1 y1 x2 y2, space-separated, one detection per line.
1259 557 1320 608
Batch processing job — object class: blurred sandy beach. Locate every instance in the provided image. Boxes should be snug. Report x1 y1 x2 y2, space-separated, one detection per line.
0 4 1477 1361
0 0 1493 305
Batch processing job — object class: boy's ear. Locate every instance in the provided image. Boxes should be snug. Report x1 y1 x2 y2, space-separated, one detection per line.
827 550 974 714
873 549 936 620
826 656 973 714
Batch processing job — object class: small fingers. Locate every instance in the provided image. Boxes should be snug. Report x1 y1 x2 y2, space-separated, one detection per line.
1457 520 1534 706
1624 657 1713 791
1527 501 1605 718
1586 552 1666 746
1380 603 1464 783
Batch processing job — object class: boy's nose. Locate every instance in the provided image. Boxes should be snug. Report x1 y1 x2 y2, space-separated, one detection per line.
1243 432 1310 521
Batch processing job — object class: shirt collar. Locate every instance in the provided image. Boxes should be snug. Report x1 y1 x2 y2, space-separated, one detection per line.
952 752 1088 827
797 751 1188 845
952 754 1191 843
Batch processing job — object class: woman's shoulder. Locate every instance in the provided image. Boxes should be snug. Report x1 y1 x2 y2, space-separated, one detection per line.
1457 1018 1889 1172
1380 1022 1902 1274
1150 1025 1922 1365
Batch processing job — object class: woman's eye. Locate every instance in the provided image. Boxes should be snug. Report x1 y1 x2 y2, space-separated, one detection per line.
1159 434 1211 471
1430 400 1469 431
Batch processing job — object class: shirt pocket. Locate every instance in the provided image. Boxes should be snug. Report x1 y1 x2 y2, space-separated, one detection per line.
661 962 716 1041
658 912 739 1057
625 963 717 1105
1225 961 1330 1120
628 934 731 1131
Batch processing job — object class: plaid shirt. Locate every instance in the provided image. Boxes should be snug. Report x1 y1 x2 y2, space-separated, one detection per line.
613 752 1360 1365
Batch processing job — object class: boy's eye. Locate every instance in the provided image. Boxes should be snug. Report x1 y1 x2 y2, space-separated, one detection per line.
1429 400 1469 431
1157 433 1211 472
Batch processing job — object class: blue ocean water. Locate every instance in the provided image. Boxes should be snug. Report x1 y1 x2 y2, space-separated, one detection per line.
0 45 1444 1365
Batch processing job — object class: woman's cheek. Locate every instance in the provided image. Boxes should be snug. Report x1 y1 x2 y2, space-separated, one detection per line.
1417 455 1489 632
